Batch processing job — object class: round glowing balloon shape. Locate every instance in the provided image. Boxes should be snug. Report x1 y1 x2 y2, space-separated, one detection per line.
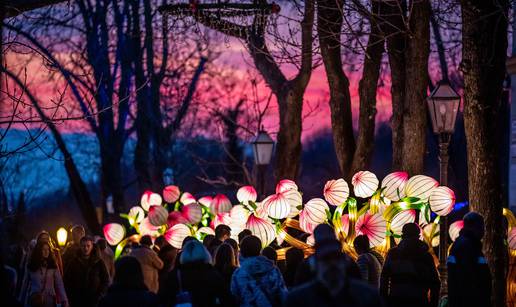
180 192 196 205
198 196 213 207
422 224 439 247
148 205 169 226
164 223 191 249
449 220 464 242
352 171 379 198
303 198 329 225
197 226 215 236
167 211 189 228
283 189 302 218
404 175 439 202
324 178 349 206
230 205 250 225
299 211 317 234
355 213 386 247
381 172 409 201
103 223 125 246
210 194 232 215
389 210 416 234
141 191 163 211
237 186 257 204
245 214 276 247
276 179 298 194
263 193 291 219
508 228 516 250
163 185 180 203
211 212 231 228
139 218 160 237
429 186 456 216
182 203 203 224
128 206 145 224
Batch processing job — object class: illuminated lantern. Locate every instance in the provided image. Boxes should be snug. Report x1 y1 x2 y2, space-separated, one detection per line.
449 220 464 242
255 202 268 218
355 213 386 247
197 226 215 236
284 189 302 218
404 175 439 202
237 186 257 204
148 205 169 226
228 220 245 240
509 228 516 250
163 185 180 203
352 171 379 198
139 218 160 237
369 192 390 215
103 223 125 246
180 192 196 205
230 205 250 225
276 179 298 193
141 191 162 211
306 234 315 246
164 224 191 249
429 186 456 216
245 214 276 247
263 193 291 220
128 206 145 224
198 196 213 207
324 178 349 206
210 194 232 215
423 224 440 247
381 172 409 201
167 211 189 228
182 203 203 224
56 227 68 247
339 214 350 236
389 210 416 234
211 212 231 228
299 211 317 234
303 198 329 225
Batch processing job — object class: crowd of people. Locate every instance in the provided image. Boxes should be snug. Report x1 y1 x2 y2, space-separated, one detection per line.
0 211 492 307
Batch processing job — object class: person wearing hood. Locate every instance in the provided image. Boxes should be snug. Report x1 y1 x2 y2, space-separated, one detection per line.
231 235 287 307
379 223 440 307
99 256 160 307
63 236 109 307
447 212 491 307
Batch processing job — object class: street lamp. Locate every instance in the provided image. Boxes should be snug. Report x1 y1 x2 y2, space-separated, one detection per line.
427 79 460 297
251 129 274 197
56 227 68 248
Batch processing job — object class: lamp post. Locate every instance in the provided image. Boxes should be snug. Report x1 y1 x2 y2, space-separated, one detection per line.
251 129 274 198
427 79 460 297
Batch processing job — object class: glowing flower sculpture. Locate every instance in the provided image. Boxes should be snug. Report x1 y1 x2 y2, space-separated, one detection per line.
276 179 298 193
139 218 160 237
324 178 349 206
103 223 125 246
197 226 215 236
141 191 162 211
352 171 379 198
449 220 464 242
182 203 203 224
355 213 386 247
164 224 191 249
167 211 189 228
180 192 196 205
404 175 439 203
148 205 169 226
299 211 317 234
303 198 329 225
246 214 276 248
163 185 180 203
381 171 408 201
212 212 231 228
389 210 416 235
429 186 456 216
284 189 302 218
198 196 213 207
230 205 250 225
237 186 257 205
263 193 291 219
423 224 439 247
210 194 232 215
128 206 145 224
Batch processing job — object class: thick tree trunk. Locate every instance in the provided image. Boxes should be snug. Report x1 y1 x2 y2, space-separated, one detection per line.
461 0 509 306
400 0 430 175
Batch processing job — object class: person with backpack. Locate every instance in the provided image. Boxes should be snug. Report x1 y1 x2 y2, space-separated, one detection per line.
231 235 287 307
354 235 384 288
380 223 440 307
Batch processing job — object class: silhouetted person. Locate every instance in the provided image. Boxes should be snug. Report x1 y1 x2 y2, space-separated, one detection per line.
158 245 178 284
64 236 109 307
380 223 440 307
214 243 238 290
208 225 231 256
283 247 304 288
0 243 22 307
261 246 278 265
160 240 234 306
238 229 252 245
97 238 115 284
448 212 491 307
62 225 85 270
203 234 216 249
354 234 384 288
99 256 160 307
231 235 287 306
285 229 383 307
224 238 239 261
129 235 163 293
153 236 167 254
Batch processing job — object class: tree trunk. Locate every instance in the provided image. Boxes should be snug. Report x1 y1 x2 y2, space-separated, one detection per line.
461 0 509 306
400 0 430 175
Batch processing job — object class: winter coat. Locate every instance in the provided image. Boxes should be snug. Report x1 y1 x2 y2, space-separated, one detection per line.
129 246 163 293
379 238 440 307
447 229 492 307
285 279 384 307
28 267 68 307
63 250 109 307
356 251 384 288
231 255 287 307
159 262 234 307
99 284 161 307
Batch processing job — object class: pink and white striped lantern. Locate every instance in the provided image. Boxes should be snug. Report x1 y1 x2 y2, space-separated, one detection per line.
139 217 160 237
263 193 291 220
148 205 169 226
283 189 302 218
230 205 250 225
306 234 315 246
141 191 163 211
352 171 379 198
508 228 516 250
163 185 181 203
103 223 125 246
355 213 386 247
237 186 257 205
254 202 268 219
404 175 439 203
164 223 191 249
389 210 416 234
449 220 464 242
197 226 215 236
381 172 409 201
211 212 231 228
198 196 213 207
324 178 349 206
276 179 298 194
180 192 196 205
299 210 317 234
303 198 329 225
429 186 456 216
245 214 276 247
167 211 189 228
182 203 203 225
128 206 145 224
210 194 232 215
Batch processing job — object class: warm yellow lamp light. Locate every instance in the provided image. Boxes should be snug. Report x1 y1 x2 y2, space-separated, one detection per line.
56 227 68 247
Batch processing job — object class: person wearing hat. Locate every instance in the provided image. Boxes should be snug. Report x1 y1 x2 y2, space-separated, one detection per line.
447 212 491 307
285 225 383 307
379 223 440 307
